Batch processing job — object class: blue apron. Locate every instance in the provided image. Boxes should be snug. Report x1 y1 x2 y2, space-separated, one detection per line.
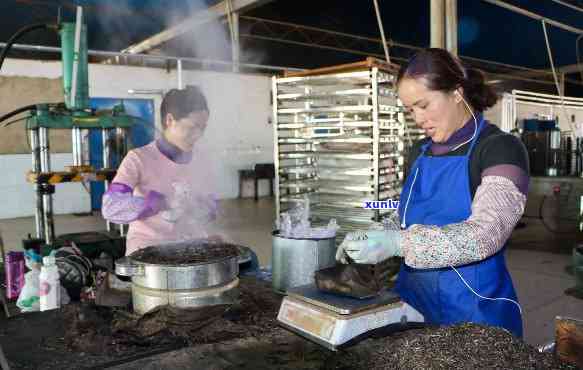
396 117 523 337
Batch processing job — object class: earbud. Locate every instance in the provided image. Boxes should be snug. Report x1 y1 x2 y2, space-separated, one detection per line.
454 90 464 104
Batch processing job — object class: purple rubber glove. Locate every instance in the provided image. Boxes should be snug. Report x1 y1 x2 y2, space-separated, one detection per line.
138 190 167 219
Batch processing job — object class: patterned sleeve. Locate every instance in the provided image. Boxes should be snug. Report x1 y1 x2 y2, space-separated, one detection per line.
102 187 145 224
400 175 526 269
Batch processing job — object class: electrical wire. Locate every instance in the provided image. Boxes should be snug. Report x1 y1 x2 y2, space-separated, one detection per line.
450 264 523 315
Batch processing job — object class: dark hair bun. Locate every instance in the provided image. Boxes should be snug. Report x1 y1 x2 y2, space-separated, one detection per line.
462 68 498 111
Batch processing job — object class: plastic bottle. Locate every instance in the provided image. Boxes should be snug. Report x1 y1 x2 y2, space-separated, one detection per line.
5 251 25 300
39 255 60 311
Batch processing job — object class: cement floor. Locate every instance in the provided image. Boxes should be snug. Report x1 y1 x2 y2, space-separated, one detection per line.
1 197 581 347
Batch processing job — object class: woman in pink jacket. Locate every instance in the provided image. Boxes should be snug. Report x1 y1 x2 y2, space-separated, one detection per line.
102 86 219 255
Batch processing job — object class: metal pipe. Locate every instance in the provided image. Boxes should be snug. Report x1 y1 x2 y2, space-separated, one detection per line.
177 59 183 89
39 128 50 173
481 0 583 35
550 0 583 13
231 12 240 72
30 129 41 173
515 100 583 111
39 128 54 244
102 128 112 232
445 0 458 55
0 37 576 84
0 42 301 72
42 192 55 244
71 127 77 165
81 129 90 166
122 0 274 55
70 6 83 108
513 89 583 103
30 128 44 240
513 95 583 107
372 0 391 64
4 27 583 86
240 15 423 51
115 128 129 236
72 127 83 165
115 127 129 160
542 19 575 136
272 76 281 218
102 129 111 169
238 16 569 77
371 67 381 221
431 0 446 48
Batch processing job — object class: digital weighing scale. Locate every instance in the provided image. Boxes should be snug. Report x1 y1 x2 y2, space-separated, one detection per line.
277 284 424 351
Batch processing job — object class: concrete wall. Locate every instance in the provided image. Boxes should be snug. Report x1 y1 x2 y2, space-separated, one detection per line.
0 58 274 219
0 75 72 153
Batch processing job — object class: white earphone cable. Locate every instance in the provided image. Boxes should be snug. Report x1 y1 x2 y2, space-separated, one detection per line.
450 94 478 152
400 167 419 229
450 264 523 315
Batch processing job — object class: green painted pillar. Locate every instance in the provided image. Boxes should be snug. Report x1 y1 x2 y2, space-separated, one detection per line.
60 22 89 111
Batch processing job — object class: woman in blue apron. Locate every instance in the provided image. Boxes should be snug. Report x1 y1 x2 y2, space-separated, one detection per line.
336 49 528 337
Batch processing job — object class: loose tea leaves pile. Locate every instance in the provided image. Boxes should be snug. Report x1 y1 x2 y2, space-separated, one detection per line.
344 323 576 370
31 277 577 370
59 277 284 355
130 241 239 265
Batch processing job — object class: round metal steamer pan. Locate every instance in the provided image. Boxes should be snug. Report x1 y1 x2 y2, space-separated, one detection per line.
115 245 239 290
132 278 240 315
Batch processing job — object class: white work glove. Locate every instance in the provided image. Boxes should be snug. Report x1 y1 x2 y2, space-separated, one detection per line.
160 182 190 223
160 198 186 223
336 230 402 264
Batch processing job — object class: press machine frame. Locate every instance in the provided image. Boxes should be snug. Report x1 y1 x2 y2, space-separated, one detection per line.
21 9 137 246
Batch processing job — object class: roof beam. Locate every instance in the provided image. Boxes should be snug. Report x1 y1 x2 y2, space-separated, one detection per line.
557 63 583 74
121 0 272 55
481 0 583 35
550 0 583 14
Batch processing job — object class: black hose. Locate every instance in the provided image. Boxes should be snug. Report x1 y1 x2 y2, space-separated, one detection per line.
0 116 31 128
0 104 38 126
0 23 57 71
0 102 66 127
0 23 59 127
